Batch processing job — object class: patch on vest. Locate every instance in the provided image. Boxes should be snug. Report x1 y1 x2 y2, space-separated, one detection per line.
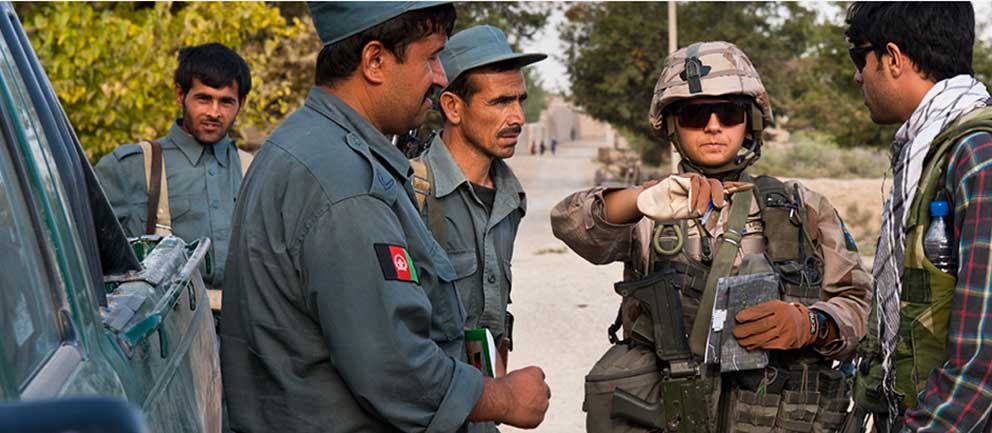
374 243 419 284
840 220 858 252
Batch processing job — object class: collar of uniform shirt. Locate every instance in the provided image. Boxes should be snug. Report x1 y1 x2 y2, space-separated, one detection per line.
167 120 234 167
304 86 413 180
427 133 526 211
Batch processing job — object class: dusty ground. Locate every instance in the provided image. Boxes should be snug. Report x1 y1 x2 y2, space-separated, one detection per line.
783 177 887 267
500 139 886 432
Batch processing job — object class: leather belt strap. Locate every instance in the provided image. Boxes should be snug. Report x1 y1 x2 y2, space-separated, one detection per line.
141 139 168 235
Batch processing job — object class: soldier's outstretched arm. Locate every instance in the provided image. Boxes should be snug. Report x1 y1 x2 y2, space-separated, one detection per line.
550 186 643 265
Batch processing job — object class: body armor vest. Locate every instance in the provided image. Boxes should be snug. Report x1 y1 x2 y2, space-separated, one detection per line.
585 175 851 433
854 107 992 414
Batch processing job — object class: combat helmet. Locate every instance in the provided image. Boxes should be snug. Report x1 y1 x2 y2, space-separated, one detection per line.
648 41 773 176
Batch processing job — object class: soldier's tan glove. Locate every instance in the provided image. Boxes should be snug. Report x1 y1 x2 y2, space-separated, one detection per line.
732 300 816 351
636 173 748 221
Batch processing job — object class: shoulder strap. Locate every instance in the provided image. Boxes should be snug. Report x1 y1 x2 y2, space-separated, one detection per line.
688 189 751 357
909 107 992 226
237 148 254 177
410 158 431 210
409 158 447 245
139 140 171 235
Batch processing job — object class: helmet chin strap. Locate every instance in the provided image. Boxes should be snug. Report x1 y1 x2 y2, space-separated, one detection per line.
665 103 764 179
674 137 759 180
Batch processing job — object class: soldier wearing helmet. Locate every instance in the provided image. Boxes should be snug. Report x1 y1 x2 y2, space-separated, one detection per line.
551 41 871 433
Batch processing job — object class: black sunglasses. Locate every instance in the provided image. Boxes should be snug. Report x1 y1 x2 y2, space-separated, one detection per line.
674 101 748 129
848 45 876 73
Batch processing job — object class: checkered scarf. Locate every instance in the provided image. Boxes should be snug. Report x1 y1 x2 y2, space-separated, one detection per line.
873 75 989 418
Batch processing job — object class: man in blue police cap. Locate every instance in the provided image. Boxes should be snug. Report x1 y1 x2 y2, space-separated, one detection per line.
220 4 550 433
412 23 545 382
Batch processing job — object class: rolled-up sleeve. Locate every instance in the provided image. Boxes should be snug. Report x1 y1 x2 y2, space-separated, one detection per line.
302 194 483 433
797 184 872 359
551 187 639 265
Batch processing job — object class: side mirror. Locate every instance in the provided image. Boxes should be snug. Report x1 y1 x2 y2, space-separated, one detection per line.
0 397 148 433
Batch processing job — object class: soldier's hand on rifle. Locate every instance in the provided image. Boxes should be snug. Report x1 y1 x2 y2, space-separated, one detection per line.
637 173 751 221
732 300 816 350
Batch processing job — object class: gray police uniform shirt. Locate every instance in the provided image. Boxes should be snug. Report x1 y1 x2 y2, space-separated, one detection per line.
219 87 484 433
421 135 526 344
94 121 241 288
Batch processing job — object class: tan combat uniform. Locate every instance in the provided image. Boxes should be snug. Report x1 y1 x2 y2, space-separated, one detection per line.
550 181 871 359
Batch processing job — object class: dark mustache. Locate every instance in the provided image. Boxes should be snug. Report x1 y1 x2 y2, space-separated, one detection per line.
427 85 443 111
497 125 522 137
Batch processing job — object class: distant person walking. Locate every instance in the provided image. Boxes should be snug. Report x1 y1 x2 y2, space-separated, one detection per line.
550 138 557 155
539 140 545 155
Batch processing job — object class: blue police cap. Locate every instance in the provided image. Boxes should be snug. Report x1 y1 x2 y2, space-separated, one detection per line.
440 25 547 87
307 1 449 47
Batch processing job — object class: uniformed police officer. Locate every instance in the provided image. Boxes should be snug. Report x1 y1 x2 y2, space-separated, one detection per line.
94 43 252 306
219 4 550 433
414 25 546 376
551 41 871 433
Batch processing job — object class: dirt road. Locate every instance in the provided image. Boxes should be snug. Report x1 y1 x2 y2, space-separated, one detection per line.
502 138 622 433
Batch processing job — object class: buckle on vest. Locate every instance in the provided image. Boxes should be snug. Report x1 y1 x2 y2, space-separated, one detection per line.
721 228 742 247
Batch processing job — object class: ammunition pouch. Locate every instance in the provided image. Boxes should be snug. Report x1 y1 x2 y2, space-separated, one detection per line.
753 176 822 306
582 342 715 433
725 363 851 433
585 265 711 433
584 343 712 433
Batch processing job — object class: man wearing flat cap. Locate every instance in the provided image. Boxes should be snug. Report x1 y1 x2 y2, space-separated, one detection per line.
219 4 550 433
412 24 545 384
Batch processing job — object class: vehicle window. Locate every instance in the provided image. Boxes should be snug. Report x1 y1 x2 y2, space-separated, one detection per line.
0 20 89 299
0 130 61 389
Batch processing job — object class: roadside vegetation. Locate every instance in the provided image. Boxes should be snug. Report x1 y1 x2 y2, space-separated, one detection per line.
751 131 888 179
17 2 554 161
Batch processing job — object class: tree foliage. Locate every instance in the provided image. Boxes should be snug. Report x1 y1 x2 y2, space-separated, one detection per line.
19 2 312 161
561 1 992 159
19 2 554 161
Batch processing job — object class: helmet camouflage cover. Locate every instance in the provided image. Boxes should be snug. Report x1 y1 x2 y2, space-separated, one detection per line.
648 41 773 175
649 41 772 131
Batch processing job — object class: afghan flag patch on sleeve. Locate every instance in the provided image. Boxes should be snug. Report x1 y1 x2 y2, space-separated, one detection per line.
374 243 420 284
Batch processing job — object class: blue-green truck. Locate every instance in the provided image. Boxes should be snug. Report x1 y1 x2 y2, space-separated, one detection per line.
0 3 220 431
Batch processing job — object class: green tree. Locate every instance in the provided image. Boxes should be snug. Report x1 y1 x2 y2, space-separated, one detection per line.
19 2 310 161
561 1 992 159
22 2 554 160
561 2 819 163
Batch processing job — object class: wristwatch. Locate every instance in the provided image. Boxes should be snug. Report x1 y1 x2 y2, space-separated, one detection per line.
813 310 831 343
